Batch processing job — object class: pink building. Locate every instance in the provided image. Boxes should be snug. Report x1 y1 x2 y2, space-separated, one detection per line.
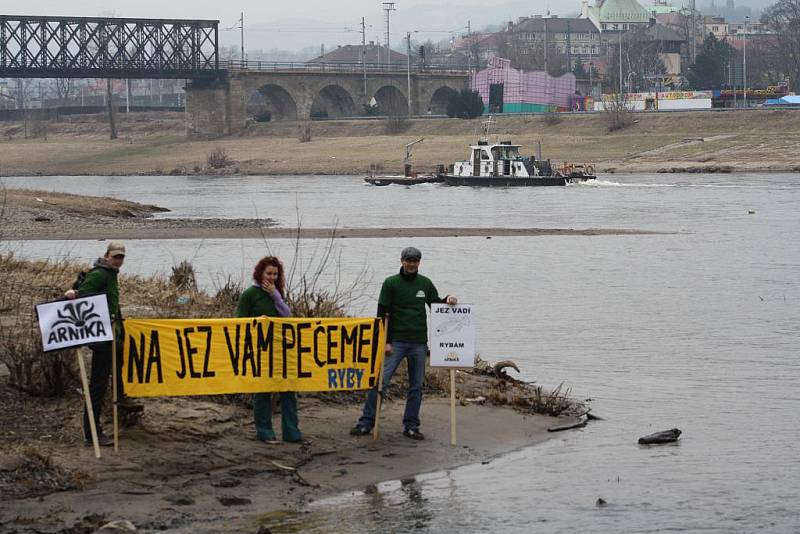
471 57 577 113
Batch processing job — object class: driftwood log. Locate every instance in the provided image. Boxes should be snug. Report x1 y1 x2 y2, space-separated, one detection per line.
638 428 682 445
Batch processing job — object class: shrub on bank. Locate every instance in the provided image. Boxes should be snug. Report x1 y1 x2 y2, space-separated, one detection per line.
206 148 232 169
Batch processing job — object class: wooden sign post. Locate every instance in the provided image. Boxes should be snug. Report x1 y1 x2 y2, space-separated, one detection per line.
112 325 119 453
373 315 389 441
76 351 102 459
429 303 475 447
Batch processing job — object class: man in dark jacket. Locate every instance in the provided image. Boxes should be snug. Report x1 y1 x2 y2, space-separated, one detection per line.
351 247 457 440
65 241 138 446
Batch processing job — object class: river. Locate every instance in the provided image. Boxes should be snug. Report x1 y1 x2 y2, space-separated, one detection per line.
2 173 798 533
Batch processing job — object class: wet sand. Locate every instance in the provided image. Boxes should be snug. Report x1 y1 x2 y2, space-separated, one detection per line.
0 384 578 532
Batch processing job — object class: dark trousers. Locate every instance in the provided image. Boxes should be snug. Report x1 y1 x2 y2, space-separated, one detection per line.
83 341 124 440
253 392 301 442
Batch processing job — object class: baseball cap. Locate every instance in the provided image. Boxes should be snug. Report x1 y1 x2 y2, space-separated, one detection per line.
401 246 422 261
106 241 126 257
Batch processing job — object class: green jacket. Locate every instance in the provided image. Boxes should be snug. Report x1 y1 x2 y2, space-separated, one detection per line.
236 285 293 318
236 286 278 318
378 269 445 344
77 258 120 320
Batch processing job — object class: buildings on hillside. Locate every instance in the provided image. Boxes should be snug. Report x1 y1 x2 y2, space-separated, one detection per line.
506 16 601 58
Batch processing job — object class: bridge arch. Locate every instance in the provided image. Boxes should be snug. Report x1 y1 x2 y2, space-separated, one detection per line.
251 84 298 121
374 85 408 116
428 86 460 115
310 85 357 118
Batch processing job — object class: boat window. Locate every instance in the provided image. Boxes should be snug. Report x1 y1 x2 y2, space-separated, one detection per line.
494 146 520 159
481 150 490 160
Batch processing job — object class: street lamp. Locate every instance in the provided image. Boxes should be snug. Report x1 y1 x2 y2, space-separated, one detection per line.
743 15 749 108
627 71 636 93
589 61 594 98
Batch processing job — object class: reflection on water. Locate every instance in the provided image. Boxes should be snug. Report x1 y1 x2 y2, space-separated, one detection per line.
3 173 800 532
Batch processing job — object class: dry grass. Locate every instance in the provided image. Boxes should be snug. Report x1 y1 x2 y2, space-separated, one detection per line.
1 109 799 176
206 147 232 169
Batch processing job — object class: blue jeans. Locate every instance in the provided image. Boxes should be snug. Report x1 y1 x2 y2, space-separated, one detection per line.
357 341 427 432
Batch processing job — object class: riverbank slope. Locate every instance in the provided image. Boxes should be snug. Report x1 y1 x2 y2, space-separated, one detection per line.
1 109 799 176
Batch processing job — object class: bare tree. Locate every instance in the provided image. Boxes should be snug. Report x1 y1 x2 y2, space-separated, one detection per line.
106 79 118 140
54 78 74 108
760 0 800 87
607 29 667 93
498 34 570 74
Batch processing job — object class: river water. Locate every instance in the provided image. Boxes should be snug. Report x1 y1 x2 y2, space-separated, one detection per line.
2 173 799 533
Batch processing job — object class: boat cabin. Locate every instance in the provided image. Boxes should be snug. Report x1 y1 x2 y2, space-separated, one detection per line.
452 140 538 178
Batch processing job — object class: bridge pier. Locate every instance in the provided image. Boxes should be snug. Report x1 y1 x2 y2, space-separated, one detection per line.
185 79 232 138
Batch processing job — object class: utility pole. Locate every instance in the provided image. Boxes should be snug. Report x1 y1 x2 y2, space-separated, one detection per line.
544 16 548 74
467 20 472 72
743 15 749 108
567 20 572 72
691 0 697 62
382 2 396 70
240 12 245 67
619 29 623 95
407 31 412 116
361 17 367 96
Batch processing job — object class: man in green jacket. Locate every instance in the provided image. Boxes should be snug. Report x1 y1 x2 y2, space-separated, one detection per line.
65 241 138 446
351 247 457 440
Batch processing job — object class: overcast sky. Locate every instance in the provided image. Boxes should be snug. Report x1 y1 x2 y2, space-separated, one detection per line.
2 0 772 52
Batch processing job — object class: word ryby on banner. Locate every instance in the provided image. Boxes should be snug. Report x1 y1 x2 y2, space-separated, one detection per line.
36 295 113 352
429 303 475 368
123 316 386 397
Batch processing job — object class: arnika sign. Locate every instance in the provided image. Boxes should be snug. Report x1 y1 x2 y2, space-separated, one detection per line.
36 295 113 352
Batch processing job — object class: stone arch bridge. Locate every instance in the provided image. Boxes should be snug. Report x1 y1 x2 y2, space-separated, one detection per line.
185 69 469 137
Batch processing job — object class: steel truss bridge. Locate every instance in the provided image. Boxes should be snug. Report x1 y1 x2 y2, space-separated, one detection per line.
0 15 221 79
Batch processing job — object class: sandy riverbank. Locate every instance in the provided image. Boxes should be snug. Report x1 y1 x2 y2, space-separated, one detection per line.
0 246 586 532
0 362 582 532
1 110 800 177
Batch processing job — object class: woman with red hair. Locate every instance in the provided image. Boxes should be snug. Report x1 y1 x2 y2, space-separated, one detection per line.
235 256 302 443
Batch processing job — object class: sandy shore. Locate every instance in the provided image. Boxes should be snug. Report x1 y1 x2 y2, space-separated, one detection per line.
0 369 579 532
0 187 590 531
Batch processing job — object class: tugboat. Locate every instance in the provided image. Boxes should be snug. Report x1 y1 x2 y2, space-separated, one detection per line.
364 138 444 186
438 118 596 186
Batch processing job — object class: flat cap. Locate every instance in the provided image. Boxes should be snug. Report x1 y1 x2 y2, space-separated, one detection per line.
401 246 422 261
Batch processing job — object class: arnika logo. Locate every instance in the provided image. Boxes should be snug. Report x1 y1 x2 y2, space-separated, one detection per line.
48 301 107 344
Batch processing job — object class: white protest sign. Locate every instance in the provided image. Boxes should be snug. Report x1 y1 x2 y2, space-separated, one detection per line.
36 295 113 352
429 303 475 368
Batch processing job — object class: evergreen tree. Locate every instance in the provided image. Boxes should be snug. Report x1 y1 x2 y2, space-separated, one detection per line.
687 33 735 89
573 58 588 79
446 89 484 119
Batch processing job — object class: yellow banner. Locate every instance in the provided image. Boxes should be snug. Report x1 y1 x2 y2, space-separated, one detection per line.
122 316 385 397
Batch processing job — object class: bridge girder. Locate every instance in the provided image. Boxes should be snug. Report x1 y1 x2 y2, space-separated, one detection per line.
0 15 221 79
